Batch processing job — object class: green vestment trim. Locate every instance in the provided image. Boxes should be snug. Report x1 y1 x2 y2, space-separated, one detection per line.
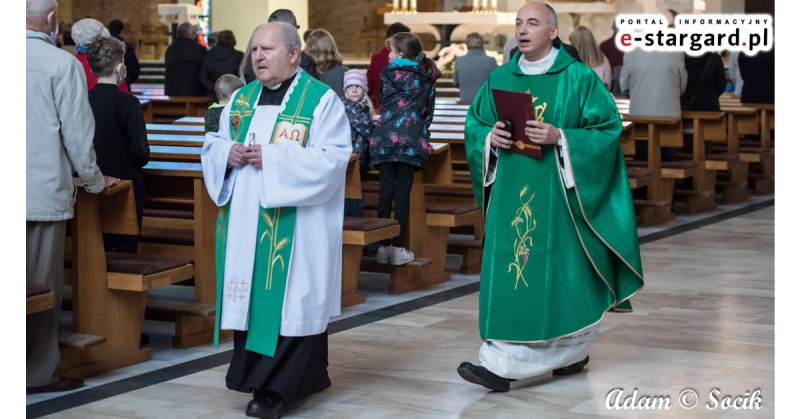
213 72 330 356
464 40 644 343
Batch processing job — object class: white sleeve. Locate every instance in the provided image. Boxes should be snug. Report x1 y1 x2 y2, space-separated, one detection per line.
259 90 353 208
201 100 238 206
483 132 499 187
557 129 575 189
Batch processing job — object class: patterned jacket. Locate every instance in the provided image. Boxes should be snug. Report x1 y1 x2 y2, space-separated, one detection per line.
341 97 375 170
369 59 436 169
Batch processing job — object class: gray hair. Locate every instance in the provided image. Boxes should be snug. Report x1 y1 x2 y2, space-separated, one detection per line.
543 3 558 27
26 0 57 21
465 32 484 49
277 22 302 52
268 9 298 28
177 22 195 38
72 18 110 47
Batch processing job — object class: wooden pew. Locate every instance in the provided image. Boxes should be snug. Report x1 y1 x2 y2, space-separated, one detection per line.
148 133 204 147
715 106 756 204
361 143 481 293
140 99 153 124
721 102 774 195
61 179 194 378
136 96 212 119
138 162 223 348
147 123 206 135
26 284 55 315
671 111 726 214
621 115 686 226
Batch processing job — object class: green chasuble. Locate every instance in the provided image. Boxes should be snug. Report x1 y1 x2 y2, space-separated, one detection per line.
465 41 644 343
212 73 329 356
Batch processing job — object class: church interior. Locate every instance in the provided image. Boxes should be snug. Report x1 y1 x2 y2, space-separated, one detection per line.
23 0 780 417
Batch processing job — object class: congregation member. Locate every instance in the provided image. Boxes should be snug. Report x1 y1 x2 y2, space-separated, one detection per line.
200 30 244 101
204 74 244 133
87 36 150 252
72 18 129 92
680 52 726 112
370 32 440 266
459 2 643 392
739 45 775 104
164 22 207 97
366 22 410 109
620 47 686 161
243 9 318 84
728 50 744 97
26 0 118 394
599 23 625 96
108 19 140 91
306 29 349 98
341 69 375 218
569 26 611 91
60 21 76 54
453 32 498 102
207 30 219 49
201 22 351 419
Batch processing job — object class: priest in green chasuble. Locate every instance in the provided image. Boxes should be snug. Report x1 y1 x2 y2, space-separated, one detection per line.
201 22 352 418
456 2 644 392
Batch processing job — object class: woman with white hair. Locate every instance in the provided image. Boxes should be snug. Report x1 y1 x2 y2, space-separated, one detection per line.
71 18 128 92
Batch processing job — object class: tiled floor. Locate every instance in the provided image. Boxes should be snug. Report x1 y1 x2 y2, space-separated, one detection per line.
29 203 774 418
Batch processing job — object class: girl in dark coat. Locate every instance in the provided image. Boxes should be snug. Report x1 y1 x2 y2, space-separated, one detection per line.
680 52 726 111
369 32 441 265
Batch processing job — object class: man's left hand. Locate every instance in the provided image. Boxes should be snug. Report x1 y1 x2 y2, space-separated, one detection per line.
244 145 263 170
525 120 560 145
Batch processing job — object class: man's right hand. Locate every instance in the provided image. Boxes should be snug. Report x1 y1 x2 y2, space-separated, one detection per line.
490 121 513 149
228 143 248 168
103 176 120 189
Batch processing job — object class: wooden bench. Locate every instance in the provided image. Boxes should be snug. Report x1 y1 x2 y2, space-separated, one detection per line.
720 101 774 195
148 133 204 147
147 123 206 135
135 96 212 119
60 179 194 378
26 284 54 315
341 217 400 307
140 99 153 124
621 115 686 226
713 106 757 204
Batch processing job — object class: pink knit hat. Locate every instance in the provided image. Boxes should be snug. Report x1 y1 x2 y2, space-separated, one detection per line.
343 69 368 93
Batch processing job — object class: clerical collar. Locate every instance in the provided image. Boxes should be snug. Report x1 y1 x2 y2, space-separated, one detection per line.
257 72 299 106
518 46 559 75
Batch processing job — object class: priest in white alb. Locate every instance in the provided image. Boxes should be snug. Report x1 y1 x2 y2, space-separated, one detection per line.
201 22 352 419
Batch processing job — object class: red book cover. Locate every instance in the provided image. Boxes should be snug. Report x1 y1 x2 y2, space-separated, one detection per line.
491 88 543 159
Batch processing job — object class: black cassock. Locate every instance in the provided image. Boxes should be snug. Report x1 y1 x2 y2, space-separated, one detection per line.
224 73 330 403
226 330 330 403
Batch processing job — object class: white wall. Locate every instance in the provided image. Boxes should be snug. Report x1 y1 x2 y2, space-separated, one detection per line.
210 0 309 52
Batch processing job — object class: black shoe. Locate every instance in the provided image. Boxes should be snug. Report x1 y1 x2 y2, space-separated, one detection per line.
246 394 284 419
26 377 84 394
553 356 590 376
457 362 515 392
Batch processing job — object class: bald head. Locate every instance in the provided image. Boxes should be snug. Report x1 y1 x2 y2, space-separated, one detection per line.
519 2 558 28
515 1 559 61
26 0 58 35
251 22 302 87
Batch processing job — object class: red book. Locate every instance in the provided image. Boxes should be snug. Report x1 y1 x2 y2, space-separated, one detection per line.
492 88 542 158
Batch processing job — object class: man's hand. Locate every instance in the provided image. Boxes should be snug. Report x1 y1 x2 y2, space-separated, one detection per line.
228 143 248 168
244 145 263 170
525 120 560 145
489 121 512 149
103 175 120 189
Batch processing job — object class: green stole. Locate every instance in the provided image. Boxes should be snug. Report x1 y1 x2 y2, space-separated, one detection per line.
213 72 329 356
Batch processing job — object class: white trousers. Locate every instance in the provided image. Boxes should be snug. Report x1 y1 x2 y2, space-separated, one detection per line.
479 322 600 380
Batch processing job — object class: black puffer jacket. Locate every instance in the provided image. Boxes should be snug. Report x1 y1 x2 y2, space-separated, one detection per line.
200 45 244 101
369 60 436 169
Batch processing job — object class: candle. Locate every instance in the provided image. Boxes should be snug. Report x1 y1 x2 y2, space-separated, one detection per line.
491 0 497 12
393 0 398 12
473 0 479 12
401 0 408 12
481 0 488 11
411 0 417 12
